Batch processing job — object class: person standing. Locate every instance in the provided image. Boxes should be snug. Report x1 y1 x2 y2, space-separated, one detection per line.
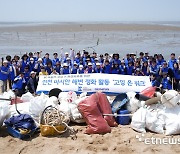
0 60 10 93
27 71 38 94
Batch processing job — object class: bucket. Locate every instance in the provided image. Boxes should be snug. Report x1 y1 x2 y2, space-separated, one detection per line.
116 110 130 125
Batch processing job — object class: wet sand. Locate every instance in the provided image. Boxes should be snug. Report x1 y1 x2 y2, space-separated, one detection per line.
0 22 180 59
1 23 180 32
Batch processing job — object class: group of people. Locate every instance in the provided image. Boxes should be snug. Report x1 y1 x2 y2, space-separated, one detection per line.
0 49 180 96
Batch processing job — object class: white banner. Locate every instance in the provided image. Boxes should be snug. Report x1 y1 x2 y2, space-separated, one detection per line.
36 74 151 95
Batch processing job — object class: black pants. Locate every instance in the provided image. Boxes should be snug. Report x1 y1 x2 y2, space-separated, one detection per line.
174 79 180 91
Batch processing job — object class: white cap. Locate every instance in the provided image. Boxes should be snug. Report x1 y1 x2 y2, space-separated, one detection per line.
38 58 42 61
73 62 78 65
3 60 8 63
30 71 36 75
63 63 68 67
79 65 83 68
96 62 100 66
94 58 99 61
88 62 92 66
65 52 69 55
66 57 71 60
30 58 34 61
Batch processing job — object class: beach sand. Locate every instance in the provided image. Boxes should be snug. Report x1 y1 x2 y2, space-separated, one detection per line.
0 124 180 154
0 22 180 59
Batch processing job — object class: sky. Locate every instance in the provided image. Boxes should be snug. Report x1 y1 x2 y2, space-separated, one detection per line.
0 0 180 22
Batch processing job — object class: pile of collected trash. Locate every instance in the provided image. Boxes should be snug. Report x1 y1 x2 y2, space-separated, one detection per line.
131 89 180 135
0 87 180 139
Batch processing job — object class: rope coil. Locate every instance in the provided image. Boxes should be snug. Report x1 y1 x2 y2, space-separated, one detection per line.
40 106 76 138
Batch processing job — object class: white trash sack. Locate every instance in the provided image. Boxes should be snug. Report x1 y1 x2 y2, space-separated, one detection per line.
9 102 30 116
126 92 143 113
21 92 34 102
58 91 85 123
46 96 59 107
164 107 180 135
145 104 165 134
161 90 180 108
0 101 10 126
29 93 49 126
131 107 147 133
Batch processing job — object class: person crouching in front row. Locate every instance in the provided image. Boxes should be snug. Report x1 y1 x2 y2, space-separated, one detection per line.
12 72 26 96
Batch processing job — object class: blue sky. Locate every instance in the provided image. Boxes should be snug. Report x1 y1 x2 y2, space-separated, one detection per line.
0 0 180 22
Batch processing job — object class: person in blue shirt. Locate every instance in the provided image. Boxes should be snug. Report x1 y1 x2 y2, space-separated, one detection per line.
45 62 53 75
84 58 91 67
110 53 121 66
99 54 104 64
134 68 144 76
125 61 134 75
78 65 84 74
0 60 10 93
150 73 160 87
74 52 81 65
161 72 172 91
54 61 62 75
71 63 78 74
5 55 13 89
20 54 29 72
86 63 93 73
34 58 44 74
12 72 26 96
24 67 30 85
111 62 120 74
168 53 177 70
28 58 36 72
144 52 149 61
134 61 141 70
94 63 103 73
28 52 35 61
159 62 169 76
142 61 150 76
103 60 111 74
157 54 165 66
82 51 89 65
66 57 72 67
149 60 159 77
43 53 52 66
124 54 132 66
119 60 126 75
172 62 180 91
139 52 147 63
52 53 60 66
62 63 70 74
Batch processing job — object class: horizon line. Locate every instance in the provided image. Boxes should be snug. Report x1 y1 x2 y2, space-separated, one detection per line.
0 20 180 23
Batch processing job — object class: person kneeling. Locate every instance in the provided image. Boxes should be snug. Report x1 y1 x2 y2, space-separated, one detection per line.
12 73 26 96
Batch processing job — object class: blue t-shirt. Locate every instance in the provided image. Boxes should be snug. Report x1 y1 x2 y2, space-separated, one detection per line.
0 66 9 81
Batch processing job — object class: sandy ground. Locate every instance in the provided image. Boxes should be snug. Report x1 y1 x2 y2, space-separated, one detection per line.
0 124 180 154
